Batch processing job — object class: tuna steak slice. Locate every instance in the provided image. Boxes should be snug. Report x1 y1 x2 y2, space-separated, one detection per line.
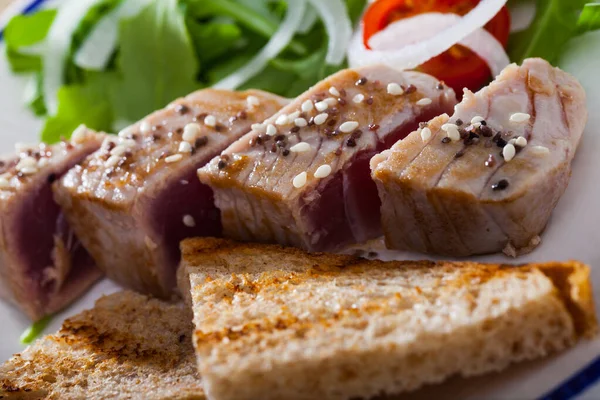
371 58 587 257
54 89 287 297
0 130 103 321
198 65 456 252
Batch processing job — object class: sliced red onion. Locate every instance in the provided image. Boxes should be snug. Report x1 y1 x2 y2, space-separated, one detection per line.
348 0 508 74
367 13 509 78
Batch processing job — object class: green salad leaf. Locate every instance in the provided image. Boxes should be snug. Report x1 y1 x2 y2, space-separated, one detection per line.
41 74 114 143
4 0 366 140
4 10 56 73
111 0 199 123
508 0 600 64
20 315 52 345
578 2 600 32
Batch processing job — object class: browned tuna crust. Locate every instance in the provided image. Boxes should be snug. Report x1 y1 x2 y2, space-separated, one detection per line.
0 130 103 320
371 58 587 257
54 89 287 297
199 66 456 252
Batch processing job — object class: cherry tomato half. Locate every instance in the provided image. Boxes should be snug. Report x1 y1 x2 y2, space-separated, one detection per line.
362 0 511 94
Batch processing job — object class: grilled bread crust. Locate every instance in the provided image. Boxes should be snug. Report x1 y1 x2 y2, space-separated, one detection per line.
179 237 596 400
0 292 204 400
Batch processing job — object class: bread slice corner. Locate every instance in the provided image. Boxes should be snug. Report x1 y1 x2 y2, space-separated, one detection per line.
0 291 205 400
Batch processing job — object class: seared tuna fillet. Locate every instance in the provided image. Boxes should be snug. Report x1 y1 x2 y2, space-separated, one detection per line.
198 66 456 252
55 89 287 297
371 58 587 257
0 129 103 320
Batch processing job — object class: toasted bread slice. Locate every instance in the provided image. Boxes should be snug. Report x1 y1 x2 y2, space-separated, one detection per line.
0 292 204 400
178 237 596 400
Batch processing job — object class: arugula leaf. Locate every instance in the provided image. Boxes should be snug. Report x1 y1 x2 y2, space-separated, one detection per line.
578 2 600 33
185 0 307 55
4 10 56 73
186 20 242 64
111 0 199 122
24 73 47 116
41 74 114 143
508 0 590 64
4 9 57 47
20 316 52 344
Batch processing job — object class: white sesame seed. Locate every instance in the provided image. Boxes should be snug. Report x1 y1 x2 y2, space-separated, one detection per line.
301 100 314 112
508 138 517 145
275 114 289 125
510 112 530 123
251 123 266 133
471 116 485 124
246 95 260 108
71 124 88 144
314 164 332 179
387 83 404 96
181 180 189 185
530 145 550 156
416 97 433 106
290 142 311 153
266 124 277 136
288 111 300 120
165 154 183 163
37 158 49 168
179 141 193 153
353 94 365 103
0 177 9 189
515 136 528 147
105 155 122 168
19 166 38 175
204 115 217 127
294 118 308 127
119 138 136 148
118 127 134 138
140 121 152 134
314 113 328 125
183 215 196 227
324 98 338 106
315 101 329 112
420 127 432 142
510 113 531 123
110 145 128 157
183 123 202 142
293 172 307 188
339 121 359 133
503 143 516 161
17 157 37 170
442 124 460 141
329 86 341 97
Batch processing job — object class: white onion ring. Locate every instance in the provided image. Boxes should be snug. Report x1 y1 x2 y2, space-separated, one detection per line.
367 13 509 78
306 0 353 65
43 0 104 115
214 0 306 90
74 0 151 70
348 0 508 74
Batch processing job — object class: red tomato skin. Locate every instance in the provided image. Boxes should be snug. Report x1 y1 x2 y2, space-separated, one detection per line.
362 0 511 94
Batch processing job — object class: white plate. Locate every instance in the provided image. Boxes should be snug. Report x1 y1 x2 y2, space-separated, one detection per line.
1 1 599 398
